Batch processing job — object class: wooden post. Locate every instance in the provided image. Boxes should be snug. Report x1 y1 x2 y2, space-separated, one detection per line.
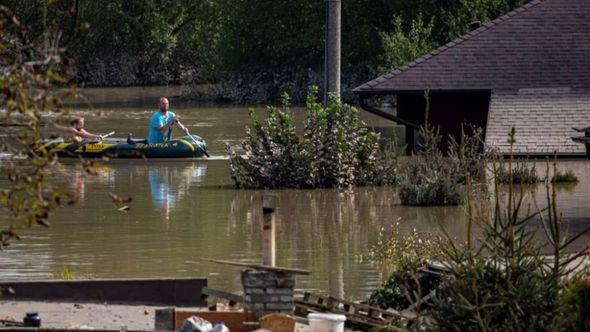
262 194 276 267
324 0 341 105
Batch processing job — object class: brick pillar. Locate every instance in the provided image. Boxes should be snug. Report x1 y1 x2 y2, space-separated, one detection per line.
241 269 295 319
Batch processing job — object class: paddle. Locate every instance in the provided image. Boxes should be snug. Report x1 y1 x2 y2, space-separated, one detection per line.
188 134 210 158
101 131 115 139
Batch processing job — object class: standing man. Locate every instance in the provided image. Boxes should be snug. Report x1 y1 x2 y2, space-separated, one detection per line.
148 97 190 144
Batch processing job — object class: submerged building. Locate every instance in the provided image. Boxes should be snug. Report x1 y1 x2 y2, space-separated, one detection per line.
354 0 590 155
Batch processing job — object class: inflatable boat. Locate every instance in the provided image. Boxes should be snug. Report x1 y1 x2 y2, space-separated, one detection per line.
36 135 208 159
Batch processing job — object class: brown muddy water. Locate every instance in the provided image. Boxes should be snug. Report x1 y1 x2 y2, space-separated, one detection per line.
1 86 590 300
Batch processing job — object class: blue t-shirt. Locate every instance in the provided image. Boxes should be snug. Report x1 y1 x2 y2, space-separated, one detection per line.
148 110 175 144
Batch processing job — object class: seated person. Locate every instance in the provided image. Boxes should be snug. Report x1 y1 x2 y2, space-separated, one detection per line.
56 116 102 143
148 97 190 144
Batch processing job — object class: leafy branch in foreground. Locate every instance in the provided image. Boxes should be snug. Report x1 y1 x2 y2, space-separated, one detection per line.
0 6 78 247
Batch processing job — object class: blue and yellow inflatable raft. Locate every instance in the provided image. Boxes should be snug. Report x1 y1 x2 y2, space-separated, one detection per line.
36 135 208 159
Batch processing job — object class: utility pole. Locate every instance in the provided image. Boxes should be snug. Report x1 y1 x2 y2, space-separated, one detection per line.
324 0 341 105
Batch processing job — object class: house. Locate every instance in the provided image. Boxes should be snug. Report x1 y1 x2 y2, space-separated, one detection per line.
354 0 590 155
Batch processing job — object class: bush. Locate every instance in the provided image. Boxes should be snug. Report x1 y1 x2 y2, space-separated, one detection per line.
227 87 399 189
397 156 464 206
552 170 579 183
495 162 541 184
368 259 437 311
397 93 472 206
556 279 590 331
363 220 440 311
448 125 487 183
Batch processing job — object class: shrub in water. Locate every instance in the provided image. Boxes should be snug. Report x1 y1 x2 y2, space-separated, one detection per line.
397 92 489 206
227 87 397 189
552 170 579 183
495 162 541 184
397 156 464 206
448 125 487 183
397 96 466 206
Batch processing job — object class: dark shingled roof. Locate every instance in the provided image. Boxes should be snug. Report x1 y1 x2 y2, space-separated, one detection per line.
353 0 590 94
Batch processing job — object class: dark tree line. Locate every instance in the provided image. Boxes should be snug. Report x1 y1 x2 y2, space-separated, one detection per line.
1 0 522 92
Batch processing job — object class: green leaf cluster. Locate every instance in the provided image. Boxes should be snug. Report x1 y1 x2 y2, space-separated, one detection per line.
2 0 523 86
228 87 398 189
0 5 78 247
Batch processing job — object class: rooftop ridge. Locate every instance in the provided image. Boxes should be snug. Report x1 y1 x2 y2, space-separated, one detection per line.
354 0 544 92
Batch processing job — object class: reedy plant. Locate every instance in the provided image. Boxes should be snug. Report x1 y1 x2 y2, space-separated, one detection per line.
397 91 466 206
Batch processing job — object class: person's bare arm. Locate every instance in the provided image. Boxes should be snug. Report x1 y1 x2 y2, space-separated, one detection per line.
77 129 103 141
156 116 177 134
54 124 101 141
174 120 190 135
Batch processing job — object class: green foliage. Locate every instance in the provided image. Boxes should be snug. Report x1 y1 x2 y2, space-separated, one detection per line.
58 266 74 280
397 155 465 206
413 134 590 330
368 260 435 311
496 162 541 184
397 92 484 206
0 6 77 247
379 15 435 71
441 0 522 42
552 170 579 184
2 0 523 89
228 87 399 189
556 279 590 331
448 125 487 183
362 219 439 272
363 220 440 311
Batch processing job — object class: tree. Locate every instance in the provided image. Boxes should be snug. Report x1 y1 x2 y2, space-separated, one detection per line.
0 5 78 248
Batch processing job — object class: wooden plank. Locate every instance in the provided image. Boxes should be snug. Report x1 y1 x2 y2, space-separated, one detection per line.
206 259 311 275
0 278 208 307
295 301 395 326
295 303 393 331
202 287 244 303
259 313 295 332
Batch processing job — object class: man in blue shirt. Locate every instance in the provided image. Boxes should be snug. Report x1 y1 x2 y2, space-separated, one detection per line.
148 97 190 144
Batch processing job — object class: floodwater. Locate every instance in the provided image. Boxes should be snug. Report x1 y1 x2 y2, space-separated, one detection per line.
1 86 590 300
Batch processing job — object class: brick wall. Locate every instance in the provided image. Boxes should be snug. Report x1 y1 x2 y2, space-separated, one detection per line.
241 269 295 319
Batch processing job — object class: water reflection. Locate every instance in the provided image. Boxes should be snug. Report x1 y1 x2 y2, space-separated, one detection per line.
148 164 207 222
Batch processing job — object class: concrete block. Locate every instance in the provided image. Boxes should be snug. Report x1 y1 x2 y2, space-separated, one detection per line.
265 303 294 310
266 288 293 295
247 294 279 303
245 287 265 294
244 302 265 311
279 295 294 302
